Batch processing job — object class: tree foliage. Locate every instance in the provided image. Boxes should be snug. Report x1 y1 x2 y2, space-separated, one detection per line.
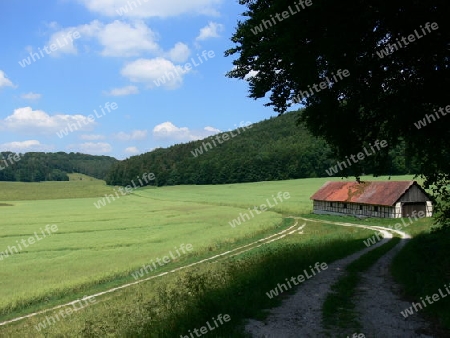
106 112 419 187
226 0 450 229
0 152 117 182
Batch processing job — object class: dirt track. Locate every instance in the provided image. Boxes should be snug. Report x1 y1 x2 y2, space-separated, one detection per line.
245 217 436 338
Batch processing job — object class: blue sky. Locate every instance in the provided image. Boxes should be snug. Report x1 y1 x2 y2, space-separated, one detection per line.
0 0 279 159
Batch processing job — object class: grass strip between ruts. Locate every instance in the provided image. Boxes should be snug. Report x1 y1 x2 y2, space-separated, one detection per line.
322 237 401 330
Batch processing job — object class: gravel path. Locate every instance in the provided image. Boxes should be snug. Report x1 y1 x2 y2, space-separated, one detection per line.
354 237 435 338
245 218 437 338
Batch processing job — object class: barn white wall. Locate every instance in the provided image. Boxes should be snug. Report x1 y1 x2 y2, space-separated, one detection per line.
394 202 402 218
426 201 433 217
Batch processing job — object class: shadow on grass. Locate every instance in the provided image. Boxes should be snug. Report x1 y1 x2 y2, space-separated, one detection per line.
84 236 377 337
391 231 450 335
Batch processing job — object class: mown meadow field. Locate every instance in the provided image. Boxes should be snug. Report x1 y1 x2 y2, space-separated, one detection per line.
1 174 439 337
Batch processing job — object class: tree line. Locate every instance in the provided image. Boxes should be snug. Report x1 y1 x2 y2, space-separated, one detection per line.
0 152 117 182
106 111 420 187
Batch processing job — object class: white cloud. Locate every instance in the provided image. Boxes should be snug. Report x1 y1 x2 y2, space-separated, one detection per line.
0 107 94 134
167 42 190 63
0 70 15 89
245 70 259 81
196 22 224 41
153 122 194 141
152 122 219 142
47 20 160 58
97 20 160 57
45 20 194 64
0 140 53 152
78 0 222 18
76 19 104 38
114 130 147 141
47 28 80 57
67 142 112 154
121 58 190 89
125 146 139 154
204 126 220 133
80 134 106 140
104 85 139 96
43 21 101 57
20 92 42 100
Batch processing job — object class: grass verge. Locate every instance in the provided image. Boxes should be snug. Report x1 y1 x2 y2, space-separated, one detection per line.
95 225 376 337
322 237 401 330
391 231 450 332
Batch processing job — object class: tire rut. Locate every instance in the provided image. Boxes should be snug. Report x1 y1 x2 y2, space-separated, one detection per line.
353 238 436 338
245 220 391 337
245 217 437 338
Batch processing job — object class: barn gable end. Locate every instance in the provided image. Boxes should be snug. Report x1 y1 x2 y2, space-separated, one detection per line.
397 183 430 203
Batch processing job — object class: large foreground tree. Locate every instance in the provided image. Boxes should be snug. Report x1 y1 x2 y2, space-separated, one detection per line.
226 0 450 230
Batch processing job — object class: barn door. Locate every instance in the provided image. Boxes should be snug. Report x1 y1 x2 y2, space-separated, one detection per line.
402 202 426 217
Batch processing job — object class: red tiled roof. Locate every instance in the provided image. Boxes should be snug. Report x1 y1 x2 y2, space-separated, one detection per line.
310 181 419 206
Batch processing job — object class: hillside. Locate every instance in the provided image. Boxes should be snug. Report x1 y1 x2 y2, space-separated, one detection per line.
0 152 117 182
106 111 419 187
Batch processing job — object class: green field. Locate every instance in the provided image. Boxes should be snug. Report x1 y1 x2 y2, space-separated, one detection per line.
0 175 115 201
1 174 437 337
0 189 280 317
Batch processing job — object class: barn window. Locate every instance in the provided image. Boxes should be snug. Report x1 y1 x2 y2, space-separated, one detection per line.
374 206 379 212
343 203 347 209
359 205 363 210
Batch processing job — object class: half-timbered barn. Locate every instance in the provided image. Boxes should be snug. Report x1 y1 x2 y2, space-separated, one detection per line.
311 181 432 218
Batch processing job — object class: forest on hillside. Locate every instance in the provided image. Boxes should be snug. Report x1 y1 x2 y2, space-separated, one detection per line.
0 152 117 182
106 112 420 187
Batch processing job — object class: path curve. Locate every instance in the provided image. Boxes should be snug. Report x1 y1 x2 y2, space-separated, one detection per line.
245 217 435 338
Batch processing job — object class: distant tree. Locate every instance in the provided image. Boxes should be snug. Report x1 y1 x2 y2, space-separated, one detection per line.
47 169 69 181
225 0 450 230
0 152 117 182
